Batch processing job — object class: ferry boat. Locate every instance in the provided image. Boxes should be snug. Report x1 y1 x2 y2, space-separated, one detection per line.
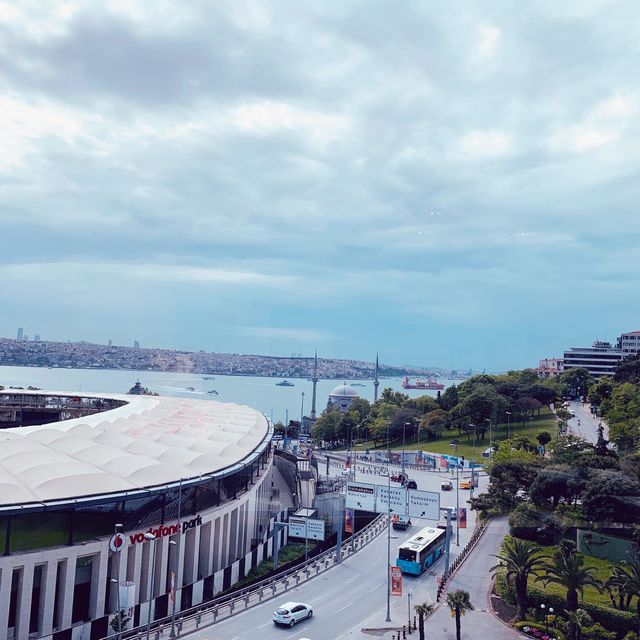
206 389 219 395
276 380 295 387
402 377 444 391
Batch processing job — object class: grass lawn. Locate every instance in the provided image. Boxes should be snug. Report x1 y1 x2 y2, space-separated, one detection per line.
529 546 616 609
354 408 558 463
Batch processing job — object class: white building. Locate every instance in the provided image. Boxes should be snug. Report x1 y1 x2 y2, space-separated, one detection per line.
326 384 359 412
0 391 286 640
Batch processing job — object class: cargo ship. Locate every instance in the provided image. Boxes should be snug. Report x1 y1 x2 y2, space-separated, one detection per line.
402 376 444 390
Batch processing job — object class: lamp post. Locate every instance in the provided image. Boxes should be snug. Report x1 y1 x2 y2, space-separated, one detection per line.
300 392 305 434
506 411 511 439
407 589 413 630
540 603 553 633
169 479 182 639
485 418 492 457
385 425 392 623
402 422 409 478
113 523 123 640
450 443 460 546
144 532 157 640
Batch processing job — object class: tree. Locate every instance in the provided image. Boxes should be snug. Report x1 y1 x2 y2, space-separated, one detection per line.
558 368 594 399
420 409 450 440
379 387 410 406
439 384 459 411
414 602 435 640
491 536 545 620
529 466 583 509
582 470 640 524
110 609 131 634
565 608 592 640
536 431 552 449
604 557 640 616
614 353 640 385
415 395 439 414
446 589 474 640
349 397 371 423
541 542 601 639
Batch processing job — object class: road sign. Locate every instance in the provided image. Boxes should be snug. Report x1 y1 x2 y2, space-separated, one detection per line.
288 516 325 541
346 481 376 511
407 489 440 520
375 485 407 515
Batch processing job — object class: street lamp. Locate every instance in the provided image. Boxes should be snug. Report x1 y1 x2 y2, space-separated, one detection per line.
540 603 554 633
450 443 460 546
113 523 123 640
168 539 178 639
300 392 305 433
407 589 413 630
144 532 157 640
385 425 392 623
402 422 409 477
505 411 511 439
485 418 492 457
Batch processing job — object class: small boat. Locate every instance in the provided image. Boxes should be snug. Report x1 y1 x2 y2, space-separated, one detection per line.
202 376 215 380
206 390 219 395
351 382 366 387
276 380 294 387
186 386 195 392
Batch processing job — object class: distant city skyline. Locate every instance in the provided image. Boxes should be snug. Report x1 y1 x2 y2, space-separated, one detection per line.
1 2 639 371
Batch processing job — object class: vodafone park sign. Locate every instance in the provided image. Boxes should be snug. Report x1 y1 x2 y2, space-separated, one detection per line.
109 515 203 550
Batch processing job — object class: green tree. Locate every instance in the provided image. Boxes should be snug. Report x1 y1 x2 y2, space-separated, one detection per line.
558 368 594 399
565 608 592 640
414 602 435 640
446 589 474 640
536 431 552 449
582 470 640 523
379 388 410 406
614 353 640 385
415 395 439 414
491 536 545 620
420 409 450 440
439 384 459 411
604 557 640 617
349 397 371 423
541 543 601 639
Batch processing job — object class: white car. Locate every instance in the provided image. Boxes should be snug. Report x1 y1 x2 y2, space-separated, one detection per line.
273 601 313 627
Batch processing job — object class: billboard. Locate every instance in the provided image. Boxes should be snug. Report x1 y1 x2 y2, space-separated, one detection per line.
459 508 467 529
407 489 440 520
346 482 376 511
390 566 402 596
345 508 354 534
375 485 407 515
288 516 326 541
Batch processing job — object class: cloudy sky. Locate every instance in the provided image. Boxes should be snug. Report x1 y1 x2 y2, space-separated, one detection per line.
1 0 639 371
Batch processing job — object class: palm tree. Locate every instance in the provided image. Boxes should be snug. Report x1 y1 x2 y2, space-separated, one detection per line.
541 543 601 639
565 608 592 640
491 536 545 620
414 602 435 640
446 590 474 640
605 557 640 615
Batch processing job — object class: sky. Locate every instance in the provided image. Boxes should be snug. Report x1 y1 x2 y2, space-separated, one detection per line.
1 0 639 372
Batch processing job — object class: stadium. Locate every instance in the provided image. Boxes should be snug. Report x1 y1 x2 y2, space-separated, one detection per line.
0 389 287 640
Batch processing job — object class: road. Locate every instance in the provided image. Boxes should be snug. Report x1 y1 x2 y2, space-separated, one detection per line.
425 517 521 639
185 463 487 640
567 400 608 444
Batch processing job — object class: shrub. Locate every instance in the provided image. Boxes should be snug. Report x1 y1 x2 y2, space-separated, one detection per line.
527 586 639 636
515 620 565 640
581 623 616 640
494 570 516 604
623 632 639 640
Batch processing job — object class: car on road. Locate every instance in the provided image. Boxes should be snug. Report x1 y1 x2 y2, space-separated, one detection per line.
459 479 473 489
392 514 412 530
391 472 406 483
441 480 453 491
404 478 418 489
273 601 313 626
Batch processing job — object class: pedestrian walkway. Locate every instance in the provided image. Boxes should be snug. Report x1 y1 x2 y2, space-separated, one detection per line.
423 516 521 639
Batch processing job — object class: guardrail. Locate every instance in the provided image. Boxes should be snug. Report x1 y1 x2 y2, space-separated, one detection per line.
105 513 388 639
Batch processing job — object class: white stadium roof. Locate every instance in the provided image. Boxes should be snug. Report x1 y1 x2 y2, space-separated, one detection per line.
0 391 269 507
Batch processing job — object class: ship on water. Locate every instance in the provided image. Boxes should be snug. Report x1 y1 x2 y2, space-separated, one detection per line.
402 376 444 391
276 380 294 387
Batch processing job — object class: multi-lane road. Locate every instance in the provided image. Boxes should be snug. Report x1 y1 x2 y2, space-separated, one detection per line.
187 462 487 640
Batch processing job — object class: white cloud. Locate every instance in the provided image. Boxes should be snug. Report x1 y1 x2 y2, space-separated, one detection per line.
475 25 501 61
458 129 511 158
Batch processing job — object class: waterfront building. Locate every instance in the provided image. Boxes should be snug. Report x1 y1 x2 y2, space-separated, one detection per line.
619 330 640 356
563 341 624 378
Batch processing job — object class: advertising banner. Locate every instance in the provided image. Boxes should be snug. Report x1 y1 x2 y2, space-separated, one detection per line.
345 508 354 534
407 489 440 520
288 516 326 541
390 566 402 596
459 508 467 529
375 485 407 515
346 482 376 511
168 571 175 608
439 457 449 469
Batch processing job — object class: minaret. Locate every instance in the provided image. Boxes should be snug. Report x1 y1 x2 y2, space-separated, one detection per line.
310 350 319 421
374 352 380 402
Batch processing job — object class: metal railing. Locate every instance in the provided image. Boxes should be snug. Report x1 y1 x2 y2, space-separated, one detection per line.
104 513 388 640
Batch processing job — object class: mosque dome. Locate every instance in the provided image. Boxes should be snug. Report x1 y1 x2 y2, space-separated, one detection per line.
329 384 359 399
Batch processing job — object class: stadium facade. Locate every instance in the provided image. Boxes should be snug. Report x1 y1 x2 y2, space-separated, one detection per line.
0 390 287 640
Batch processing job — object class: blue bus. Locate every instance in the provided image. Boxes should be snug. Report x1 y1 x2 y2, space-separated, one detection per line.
396 526 446 575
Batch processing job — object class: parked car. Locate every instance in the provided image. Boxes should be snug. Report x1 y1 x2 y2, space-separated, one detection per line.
391 472 406 483
404 479 418 489
441 480 453 491
273 602 313 627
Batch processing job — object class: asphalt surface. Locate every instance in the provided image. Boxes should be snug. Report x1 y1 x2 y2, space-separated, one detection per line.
566 400 609 444
184 462 487 640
